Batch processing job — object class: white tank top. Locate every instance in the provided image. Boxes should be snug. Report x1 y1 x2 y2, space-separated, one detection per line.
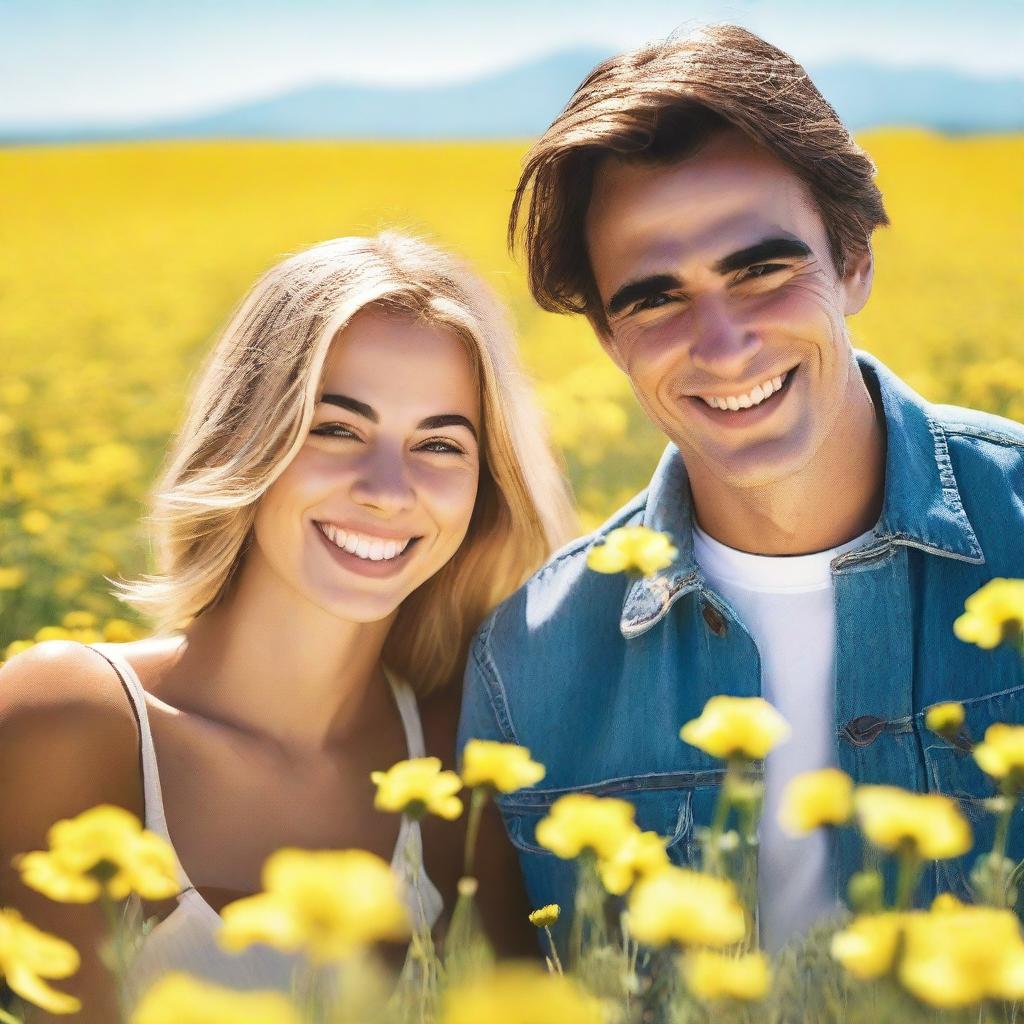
88 643 444 1004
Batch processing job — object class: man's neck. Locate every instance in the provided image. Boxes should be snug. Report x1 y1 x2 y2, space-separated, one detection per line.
688 363 886 557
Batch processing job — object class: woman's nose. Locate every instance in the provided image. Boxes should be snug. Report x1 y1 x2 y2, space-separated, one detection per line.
349 448 416 516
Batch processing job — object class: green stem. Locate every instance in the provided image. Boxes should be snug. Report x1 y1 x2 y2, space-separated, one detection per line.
737 799 760 949
569 852 606 972
894 850 922 910
463 788 487 879
990 789 1019 909
98 888 130 1024
403 830 437 1024
705 761 738 876
543 925 563 975
992 798 1013 863
296 964 328 1024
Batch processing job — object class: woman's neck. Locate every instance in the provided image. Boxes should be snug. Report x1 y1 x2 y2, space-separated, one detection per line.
156 552 399 756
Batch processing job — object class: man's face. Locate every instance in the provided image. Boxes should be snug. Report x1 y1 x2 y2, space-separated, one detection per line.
584 129 872 491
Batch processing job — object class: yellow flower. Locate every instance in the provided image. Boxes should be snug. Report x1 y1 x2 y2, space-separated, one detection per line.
17 804 180 903
528 904 560 928
924 702 965 737
0 907 81 1016
953 578 1024 649
973 723 1024 781
853 786 972 859
34 625 70 642
439 963 605 1024
628 866 747 948
461 740 546 793
219 848 408 963
680 696 791 761
20 509 52 535
104 618 139 642
130 972 301 1023
535 794 637 861
61 610 97 629
586 526 678 577
597 827 670 895
899 903 1024 1008
371 757 463 820
686 949 771 1002
0 566 26 589
3 639 34 661
778 768 854 835
831 913 905 979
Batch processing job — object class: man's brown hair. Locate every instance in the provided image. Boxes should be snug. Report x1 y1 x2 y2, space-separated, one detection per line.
509 24 890 333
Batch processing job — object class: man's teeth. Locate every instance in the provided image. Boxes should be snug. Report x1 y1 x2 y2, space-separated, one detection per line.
318 524 412 561
700 372 787 411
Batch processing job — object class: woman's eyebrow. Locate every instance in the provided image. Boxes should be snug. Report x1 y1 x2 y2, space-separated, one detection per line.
320 393 376 421
418 414 478 441
318 395 477 441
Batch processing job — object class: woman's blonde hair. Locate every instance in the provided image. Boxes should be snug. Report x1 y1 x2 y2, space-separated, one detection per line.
120 233 577 693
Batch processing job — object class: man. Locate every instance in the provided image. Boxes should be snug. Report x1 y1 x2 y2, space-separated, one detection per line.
457 25 1024 950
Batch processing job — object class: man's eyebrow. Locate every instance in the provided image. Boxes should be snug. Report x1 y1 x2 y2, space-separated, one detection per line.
318 396 478 441
607 274 682 318
713 237 811 275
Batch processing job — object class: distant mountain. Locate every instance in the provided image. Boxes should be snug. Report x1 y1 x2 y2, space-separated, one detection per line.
3 50 1021 143
811 61 1024 134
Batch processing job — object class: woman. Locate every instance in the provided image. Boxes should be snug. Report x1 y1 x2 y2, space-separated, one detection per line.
0 233 577 1021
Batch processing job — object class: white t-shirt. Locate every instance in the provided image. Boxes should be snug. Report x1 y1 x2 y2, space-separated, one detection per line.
691 521 874 952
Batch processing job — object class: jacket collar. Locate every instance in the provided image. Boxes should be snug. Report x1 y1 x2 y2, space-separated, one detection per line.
620 349 983 639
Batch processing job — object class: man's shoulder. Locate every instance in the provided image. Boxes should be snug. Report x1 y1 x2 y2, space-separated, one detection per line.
930 401 1024 450
928 401 1024 560
932 401 1024 495
474 489 649 657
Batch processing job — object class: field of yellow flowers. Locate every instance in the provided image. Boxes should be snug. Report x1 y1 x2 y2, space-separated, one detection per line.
0 131 1022 651
2 567 1023 1023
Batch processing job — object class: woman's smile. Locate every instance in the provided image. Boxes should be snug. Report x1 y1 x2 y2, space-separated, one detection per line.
312 520 423 578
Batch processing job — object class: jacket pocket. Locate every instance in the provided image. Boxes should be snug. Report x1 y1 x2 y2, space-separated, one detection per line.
920 684 1024 903
498 770 721 862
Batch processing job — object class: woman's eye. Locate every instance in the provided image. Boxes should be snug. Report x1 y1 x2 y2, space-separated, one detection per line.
416 439 465 455
311 423 360 439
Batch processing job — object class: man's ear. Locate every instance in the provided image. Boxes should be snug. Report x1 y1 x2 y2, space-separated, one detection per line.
841 246 874 316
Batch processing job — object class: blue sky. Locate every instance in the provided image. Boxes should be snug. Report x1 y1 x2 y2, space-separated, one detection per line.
2 0 1022 127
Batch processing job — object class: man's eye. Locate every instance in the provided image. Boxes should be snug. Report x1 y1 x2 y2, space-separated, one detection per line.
630 293 674 315
311 423 359 439
739 263 787 282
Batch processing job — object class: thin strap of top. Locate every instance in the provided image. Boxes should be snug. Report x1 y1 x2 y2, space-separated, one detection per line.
89 644 190 887
383 665 426 758
88 644 429 893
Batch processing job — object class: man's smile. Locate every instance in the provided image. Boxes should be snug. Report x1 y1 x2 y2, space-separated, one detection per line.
686 365 799 427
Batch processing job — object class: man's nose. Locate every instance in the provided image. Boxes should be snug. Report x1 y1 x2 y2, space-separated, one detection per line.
686 294 763 379
349 447 416 516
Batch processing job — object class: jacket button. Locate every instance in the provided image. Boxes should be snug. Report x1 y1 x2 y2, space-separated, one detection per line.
842 715 887 747
701 602 727 636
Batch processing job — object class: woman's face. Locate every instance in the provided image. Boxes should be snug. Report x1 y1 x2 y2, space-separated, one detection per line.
251 306 482 623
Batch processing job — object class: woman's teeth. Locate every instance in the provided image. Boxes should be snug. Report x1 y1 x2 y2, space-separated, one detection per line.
317 523 413 561
699 369 791 411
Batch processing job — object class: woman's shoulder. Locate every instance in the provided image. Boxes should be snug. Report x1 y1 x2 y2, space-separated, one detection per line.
0 641 145 829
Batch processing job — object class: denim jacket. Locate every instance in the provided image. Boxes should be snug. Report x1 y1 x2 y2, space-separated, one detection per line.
457 350 1024 930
